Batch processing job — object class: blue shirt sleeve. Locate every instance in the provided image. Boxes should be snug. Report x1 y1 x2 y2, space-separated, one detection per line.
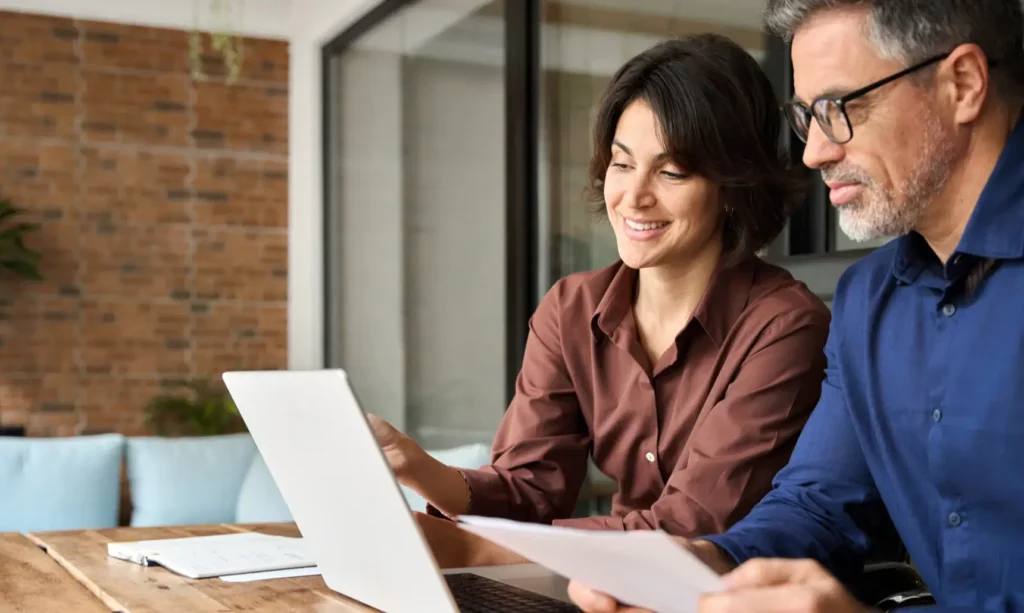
703 325 885 582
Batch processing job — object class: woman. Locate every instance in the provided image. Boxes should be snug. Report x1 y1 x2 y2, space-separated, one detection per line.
369 33 830 567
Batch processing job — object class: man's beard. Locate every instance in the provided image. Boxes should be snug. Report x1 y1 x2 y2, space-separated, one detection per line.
826 119 958 243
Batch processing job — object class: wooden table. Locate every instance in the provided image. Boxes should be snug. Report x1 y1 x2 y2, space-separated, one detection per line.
4 522 380 612
0 532 109 613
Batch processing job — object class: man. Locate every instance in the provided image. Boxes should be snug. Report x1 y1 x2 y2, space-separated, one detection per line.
566 0 1024 612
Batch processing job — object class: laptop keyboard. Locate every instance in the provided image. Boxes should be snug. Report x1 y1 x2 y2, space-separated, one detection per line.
445 572 583 613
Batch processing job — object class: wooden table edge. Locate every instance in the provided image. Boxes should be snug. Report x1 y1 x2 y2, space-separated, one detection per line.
25 531 127 613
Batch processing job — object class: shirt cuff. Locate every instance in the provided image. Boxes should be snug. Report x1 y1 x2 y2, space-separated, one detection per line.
698 534 747 568
425 467 508 519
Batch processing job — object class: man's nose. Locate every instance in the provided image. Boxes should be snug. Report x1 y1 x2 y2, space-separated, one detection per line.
802 121 845 170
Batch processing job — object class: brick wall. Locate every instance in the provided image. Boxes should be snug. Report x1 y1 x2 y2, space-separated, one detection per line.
0 11 289 436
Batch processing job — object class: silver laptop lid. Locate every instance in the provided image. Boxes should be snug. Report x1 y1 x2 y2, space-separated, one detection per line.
223 369 458 613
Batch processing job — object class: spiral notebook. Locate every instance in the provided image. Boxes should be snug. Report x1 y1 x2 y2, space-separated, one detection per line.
107 532 315 579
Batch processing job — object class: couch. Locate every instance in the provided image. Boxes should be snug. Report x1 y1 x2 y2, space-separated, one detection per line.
0 433 492 533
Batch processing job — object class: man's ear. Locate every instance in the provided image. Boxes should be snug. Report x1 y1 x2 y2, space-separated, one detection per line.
943 43 991 125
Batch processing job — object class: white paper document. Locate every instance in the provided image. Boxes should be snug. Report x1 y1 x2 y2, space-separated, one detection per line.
220 565 322 582
107 532 315 579
458 515 723 613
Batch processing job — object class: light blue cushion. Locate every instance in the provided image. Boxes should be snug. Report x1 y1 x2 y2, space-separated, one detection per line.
402 443 492 513
0 434 124 532
126 433 256 527
235 452 292 523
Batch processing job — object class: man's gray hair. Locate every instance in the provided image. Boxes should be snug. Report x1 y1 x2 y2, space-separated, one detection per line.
764 0 1024 102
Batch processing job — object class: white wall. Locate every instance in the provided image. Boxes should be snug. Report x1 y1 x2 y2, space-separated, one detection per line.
287 0 377 370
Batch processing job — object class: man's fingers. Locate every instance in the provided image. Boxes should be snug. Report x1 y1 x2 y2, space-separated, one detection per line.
566 581 655 613
567 581 627 612
721 558 827 588
699 584 825 613
567 581 617 611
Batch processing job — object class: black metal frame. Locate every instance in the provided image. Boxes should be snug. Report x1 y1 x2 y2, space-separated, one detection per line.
320 1 843 400
504 0 541 402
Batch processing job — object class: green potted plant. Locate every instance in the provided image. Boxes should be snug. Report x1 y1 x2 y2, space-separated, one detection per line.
144 377 247 437
0 198 43 284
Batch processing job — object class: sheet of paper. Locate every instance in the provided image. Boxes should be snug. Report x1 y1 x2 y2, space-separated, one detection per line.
108 532 314 578
458 515 723 613
220 566 321 582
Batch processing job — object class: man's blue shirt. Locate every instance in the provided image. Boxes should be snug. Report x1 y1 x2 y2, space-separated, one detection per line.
706 113 1024 612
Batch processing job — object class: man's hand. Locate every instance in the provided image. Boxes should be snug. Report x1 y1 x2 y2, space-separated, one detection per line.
566 582 653 613
699 558 870 613
413 512 529 569
567 538 735 612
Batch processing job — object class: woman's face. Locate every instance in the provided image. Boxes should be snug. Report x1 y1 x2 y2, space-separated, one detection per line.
603 99 724 271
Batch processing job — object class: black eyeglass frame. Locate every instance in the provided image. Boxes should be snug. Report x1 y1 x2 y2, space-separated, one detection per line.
783 51 997 145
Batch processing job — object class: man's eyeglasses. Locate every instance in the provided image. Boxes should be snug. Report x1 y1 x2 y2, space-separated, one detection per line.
783 51 966 145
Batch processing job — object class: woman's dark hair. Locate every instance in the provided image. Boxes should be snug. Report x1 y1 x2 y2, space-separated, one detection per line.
586 33 807 265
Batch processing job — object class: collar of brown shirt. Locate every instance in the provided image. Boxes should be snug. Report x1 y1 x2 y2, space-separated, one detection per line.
593 257 757 377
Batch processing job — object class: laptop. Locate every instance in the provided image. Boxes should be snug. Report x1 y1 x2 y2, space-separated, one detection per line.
222 368 581 613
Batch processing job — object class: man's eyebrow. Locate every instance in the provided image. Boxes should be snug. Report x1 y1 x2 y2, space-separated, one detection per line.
793 87 856 105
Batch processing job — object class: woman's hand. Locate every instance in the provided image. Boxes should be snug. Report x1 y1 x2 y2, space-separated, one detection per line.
366 413 473 517
366 413 420 481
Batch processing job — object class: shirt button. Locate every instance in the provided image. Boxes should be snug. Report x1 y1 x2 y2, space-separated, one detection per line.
933 409 942 423
948 512 962 527
645 452 656 463
941 303 957 317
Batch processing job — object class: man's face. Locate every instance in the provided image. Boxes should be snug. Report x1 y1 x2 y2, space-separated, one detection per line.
790 8 960 242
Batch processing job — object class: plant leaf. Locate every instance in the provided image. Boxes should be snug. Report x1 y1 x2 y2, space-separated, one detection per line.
0 222 40 243
0 260 42 280
0 203 22 224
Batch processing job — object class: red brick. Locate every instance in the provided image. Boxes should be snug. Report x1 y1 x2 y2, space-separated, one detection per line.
82 69 191 146
192 228 287 302
81 146 192 224
0 140 77 215
27 412 81 436
80 299 190 375
193 80 287 154
193 302 287 373
80 376 162 431
192 156 287 227
79 223 191 299
0 60 78 139
0 217 80 298
0 12 289 436
0 373 81 433
192 35 288 85
79 20 188 73
0 11 78 65
0 297 78 375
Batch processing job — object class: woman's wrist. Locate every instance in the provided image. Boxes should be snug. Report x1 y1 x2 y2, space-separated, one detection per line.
406 449 472 516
